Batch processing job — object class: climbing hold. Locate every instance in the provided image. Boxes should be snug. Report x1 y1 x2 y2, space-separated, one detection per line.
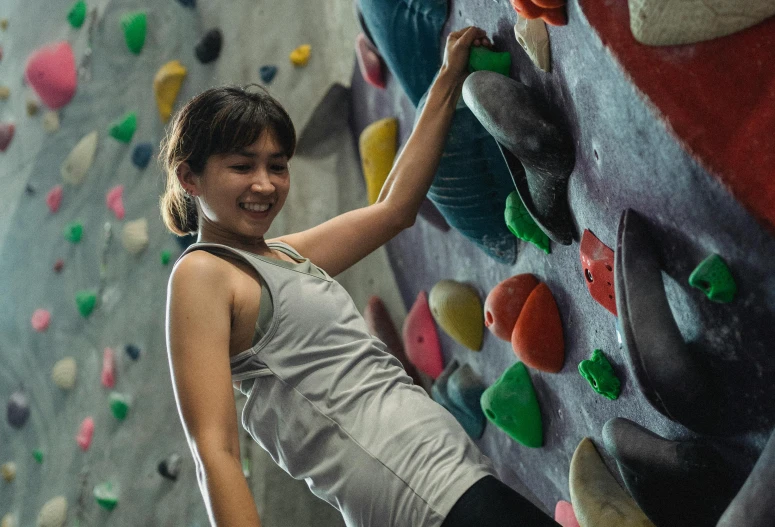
108 111 137 143
76 417 94 451
0 123 15 152
505 191 551 253
75 289 97 317
153 60 187 123
63 221 83 243
67 1 87 28
26 184 36 195
402 291 444 379
359 117 398 205
289 44 312 66
481 362 542 447
195 29 222 64
106 185 125 220
102 347 115 388
484 273 539 342
122 218 149 254
158 453 182 481
717 427 775 527
259 65 278 84
52 357 77 390
131 142 152 168
554 501 580 527
431 360 487 439
120 11 147 55
0 19 7 30
46 185 63 212
569 437 656 527
603 417 747 527
177 0 196 7
24 41 77 109
0 86 9 99
463 71 576 245
1 462 16 482
428 279 484 351
26 98 40 116
37 496 68 527
7 391 30 429
355 33 386 89
94 482 119 510
514 16 551 72
1 514 17 527
580 229 617 315
31 309 52 332
689 253 737 303
616 209 719 434
125 343 141 361
33 449 44 463
468 47 512 77
510 0 568 26
42 111 60 132
109 392 130 420
578 349 620 400
511 282 565 373
61 131 97 185
161 250 172 265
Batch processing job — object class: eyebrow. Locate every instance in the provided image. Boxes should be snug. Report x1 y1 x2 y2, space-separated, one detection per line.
232 150 287 159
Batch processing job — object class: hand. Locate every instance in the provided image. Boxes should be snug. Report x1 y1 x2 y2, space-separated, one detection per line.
440 26 492 84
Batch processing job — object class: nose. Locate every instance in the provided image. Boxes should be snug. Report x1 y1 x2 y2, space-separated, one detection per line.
250 168 275 194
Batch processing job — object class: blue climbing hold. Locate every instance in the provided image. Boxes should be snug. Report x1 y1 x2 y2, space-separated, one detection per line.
125 344 141 361
259 65 278 84
176 0 195 7
132 142 152 169
432 361 487 439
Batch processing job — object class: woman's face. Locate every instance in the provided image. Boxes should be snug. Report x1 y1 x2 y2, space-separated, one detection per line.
192 131 290 243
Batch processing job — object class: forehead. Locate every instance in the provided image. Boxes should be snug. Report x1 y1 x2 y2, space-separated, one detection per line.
219 131 286 160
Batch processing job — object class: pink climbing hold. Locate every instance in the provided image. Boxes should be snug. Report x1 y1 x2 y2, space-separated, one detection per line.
106 185 125 220
31 309 51 332
554 500 581 527
101 347 115 388
402 291 444 379
24 41 77 109
46 184 64 213
0 123 15 152
355 33 386 89
76 416 95 451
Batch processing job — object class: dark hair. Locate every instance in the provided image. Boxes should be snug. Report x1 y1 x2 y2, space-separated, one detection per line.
158 84 296 235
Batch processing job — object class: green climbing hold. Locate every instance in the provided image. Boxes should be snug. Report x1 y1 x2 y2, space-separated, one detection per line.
64 222 83 243
578 349 621 400
468 47 511 77
120 11 147 55
75 289 97 318
480 361 543 448
108 112 137 143
67 1 87 28
109 392 130 420
161 250 172 265
689 254 737 303
32 449 44 463
94 482 119 510
505 191 550 253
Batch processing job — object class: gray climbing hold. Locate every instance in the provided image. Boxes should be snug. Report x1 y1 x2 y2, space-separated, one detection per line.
431 360 487 439
195 29 222 64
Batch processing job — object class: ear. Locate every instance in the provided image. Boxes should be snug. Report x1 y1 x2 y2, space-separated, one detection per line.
176 162 199 196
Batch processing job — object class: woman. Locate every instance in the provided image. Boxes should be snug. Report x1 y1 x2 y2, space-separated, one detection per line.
161 25 559 527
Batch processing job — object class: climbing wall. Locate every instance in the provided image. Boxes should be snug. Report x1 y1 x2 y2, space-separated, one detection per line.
352 0 775 523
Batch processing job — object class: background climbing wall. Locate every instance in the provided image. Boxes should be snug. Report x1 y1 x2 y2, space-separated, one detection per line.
0 0 410 525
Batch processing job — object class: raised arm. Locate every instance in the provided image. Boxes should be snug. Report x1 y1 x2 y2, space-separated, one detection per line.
166 251 262 527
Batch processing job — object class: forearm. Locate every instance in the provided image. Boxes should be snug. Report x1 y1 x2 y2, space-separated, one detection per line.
376 67 463 224
199 451 262 527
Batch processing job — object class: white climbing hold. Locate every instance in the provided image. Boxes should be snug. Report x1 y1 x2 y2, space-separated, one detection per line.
1 462 16 482
61 131 97 185
122 218 149 254
52 357 77 390
42 111 60 133
37 496 68 527
1 513 18 527
514 17 551 72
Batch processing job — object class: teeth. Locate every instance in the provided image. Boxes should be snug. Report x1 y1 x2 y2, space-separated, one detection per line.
241 203 271 212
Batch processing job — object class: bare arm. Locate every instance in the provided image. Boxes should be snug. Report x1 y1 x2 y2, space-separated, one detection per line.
166 251 262 527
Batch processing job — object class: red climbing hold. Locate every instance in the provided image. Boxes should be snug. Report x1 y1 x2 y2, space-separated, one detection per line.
402 291 444 379
355 33 386 89
24 41 77 109
0 123 15 152
510 0 567 26
54 259 65 273
511 282 565 373
580 229 617 316
484 274 539 342
46 185 64 213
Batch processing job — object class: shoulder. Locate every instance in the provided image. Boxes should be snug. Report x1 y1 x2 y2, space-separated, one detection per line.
168 249 238 306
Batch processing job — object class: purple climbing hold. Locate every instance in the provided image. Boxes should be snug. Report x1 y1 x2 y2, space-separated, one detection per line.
195 29 222 64
259 65 278 84
7 390 31 429
125 344 141 361
131 142 152 169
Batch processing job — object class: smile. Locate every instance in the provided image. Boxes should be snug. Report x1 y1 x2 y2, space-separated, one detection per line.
240 203 272 212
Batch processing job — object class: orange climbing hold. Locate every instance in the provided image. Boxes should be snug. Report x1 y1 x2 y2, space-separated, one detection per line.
511 282 565 373
510 0 567 26
484 274 539 342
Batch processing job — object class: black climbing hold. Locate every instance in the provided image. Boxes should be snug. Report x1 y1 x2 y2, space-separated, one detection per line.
176 0 195 7
195 29 222 64
158 453 181 481
125 344 141 361
25 184 36 195
259 65 278 84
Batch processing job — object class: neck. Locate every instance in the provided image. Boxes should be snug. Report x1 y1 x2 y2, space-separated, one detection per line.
196 220 273 257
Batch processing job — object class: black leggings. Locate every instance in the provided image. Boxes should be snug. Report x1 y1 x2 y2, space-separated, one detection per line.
440 476 561 527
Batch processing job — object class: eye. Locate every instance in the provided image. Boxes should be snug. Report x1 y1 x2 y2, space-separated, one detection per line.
271 164 288 173
231 164 251 172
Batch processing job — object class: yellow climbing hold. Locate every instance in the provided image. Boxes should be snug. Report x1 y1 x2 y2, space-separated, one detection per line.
289 44 312 66
0 86 9 100
153 60 187 123
428 279 484 351
358 117 398 205
1 462 16 482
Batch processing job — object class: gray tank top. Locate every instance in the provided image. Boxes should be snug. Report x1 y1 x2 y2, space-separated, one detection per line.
179 241 496 527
